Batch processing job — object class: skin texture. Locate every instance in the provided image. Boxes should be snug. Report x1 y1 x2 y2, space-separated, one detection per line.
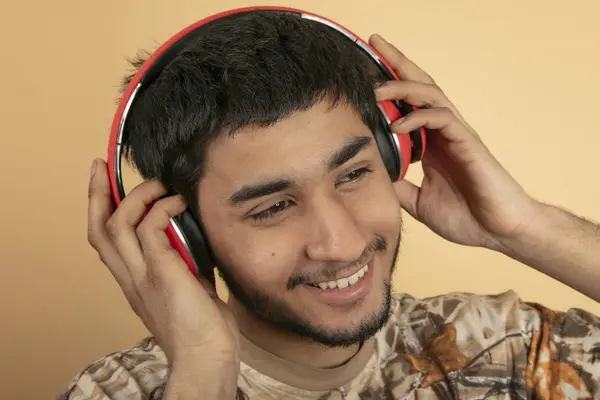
198 99 403 366
85 34 600 399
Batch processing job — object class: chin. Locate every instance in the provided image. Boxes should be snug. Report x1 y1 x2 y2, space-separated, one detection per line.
303 280 392 347
293 264 393 347
219 250 395 347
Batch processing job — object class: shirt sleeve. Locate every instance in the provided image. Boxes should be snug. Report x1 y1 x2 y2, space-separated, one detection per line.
57 337 250 400
520 301 600 398
57 337 169 400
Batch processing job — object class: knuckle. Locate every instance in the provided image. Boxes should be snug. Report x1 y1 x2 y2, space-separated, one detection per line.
136 218 152 239
87 228 98 248
105 216 121 240
424 73 436 84
429 83 443 95
425 84 445 102
97 253 108 265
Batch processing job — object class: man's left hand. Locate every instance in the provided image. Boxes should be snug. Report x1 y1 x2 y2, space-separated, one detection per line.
370 34 540 251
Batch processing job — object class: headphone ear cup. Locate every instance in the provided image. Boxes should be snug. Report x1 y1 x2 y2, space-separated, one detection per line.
373 116 400 181
167 208 214 278
376 100 412 181
393 100 426 163
409 127 426 163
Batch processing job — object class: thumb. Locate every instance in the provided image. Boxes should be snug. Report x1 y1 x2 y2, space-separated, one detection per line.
394 179 420 220
88 159 111 200
87 158 116 233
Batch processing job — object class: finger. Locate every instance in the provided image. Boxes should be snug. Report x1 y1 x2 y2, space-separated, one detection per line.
136 194 187 265
368 34 435 84
375 80 452 109
391 107 478 143
87 159 133 287
375 80 467 124
393 179 420 220
106 180 169 279
137 195 219 297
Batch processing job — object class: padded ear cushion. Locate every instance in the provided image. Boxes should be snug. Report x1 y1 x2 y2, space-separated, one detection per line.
376 100 412 180
373 115 400 181
170 209 215 276
392 100 426 162
409 127 426 162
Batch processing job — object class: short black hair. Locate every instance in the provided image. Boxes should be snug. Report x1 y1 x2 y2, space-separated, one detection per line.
120 11 386 213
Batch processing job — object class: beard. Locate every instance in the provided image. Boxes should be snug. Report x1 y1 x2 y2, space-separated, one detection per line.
215 234 400 348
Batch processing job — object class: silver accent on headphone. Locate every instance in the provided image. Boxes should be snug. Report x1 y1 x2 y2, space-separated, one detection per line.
300 14 356 41
377 104 391 125
113 82 198 272
354 40 389 74
170 218 201 276
114 82 142 201
302 12 402 177
390 133 402 167
301 14 392 78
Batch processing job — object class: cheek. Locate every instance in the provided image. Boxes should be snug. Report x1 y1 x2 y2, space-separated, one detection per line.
349 179 402 233
208 220 303 290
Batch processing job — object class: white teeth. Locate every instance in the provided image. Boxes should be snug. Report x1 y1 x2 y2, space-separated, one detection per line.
337 278 349 289
348 273 359 285
314 264 369 290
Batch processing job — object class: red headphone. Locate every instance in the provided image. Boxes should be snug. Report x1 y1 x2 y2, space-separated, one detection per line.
107 6 426 277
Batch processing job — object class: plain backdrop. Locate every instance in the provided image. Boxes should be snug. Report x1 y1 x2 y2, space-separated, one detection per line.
1 0 599 398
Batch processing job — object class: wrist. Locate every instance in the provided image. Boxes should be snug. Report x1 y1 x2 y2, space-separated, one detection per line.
488 199 550 259
167 354 239 400
487 199 600 302
172 344 239 367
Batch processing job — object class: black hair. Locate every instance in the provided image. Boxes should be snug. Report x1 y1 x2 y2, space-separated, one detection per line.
119 11 386 213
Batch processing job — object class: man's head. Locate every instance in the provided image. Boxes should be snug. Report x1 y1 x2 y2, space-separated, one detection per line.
121 11 402 347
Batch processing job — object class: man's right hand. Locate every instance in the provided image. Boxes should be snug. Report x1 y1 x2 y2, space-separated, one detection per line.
87 158 240 398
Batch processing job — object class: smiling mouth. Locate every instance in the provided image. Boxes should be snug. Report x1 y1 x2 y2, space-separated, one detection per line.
308 264 370 290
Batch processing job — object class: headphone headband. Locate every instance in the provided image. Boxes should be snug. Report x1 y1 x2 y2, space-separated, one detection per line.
108 6 402 206
107 6 423 276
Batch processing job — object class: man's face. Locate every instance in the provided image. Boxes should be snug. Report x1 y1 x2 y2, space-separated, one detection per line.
197 99 402 347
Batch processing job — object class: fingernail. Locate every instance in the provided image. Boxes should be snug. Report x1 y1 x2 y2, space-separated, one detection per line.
390 117 409 133
90 159 97 178
393 117 406 126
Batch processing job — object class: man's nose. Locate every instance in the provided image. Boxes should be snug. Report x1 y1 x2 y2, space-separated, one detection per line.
304 195 367 263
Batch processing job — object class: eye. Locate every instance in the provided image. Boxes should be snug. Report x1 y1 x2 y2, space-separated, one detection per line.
250 199 293 222
336 167 373 187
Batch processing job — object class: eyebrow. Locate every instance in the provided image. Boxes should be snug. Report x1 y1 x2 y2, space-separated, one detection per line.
229 179 295 205
228 135 373 205
327 135 373 171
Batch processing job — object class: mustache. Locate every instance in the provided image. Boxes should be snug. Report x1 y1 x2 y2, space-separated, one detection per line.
287 235 387 290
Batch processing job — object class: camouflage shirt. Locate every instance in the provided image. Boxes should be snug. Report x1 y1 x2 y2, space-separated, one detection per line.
59 290 600 399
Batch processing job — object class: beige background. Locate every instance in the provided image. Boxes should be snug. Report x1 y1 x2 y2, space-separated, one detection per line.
1 0 599 398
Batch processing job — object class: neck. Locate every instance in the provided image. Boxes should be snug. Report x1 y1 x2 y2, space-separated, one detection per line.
228 296 361 369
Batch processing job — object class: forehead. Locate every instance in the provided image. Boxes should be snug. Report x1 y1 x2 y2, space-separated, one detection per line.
202 100 373 189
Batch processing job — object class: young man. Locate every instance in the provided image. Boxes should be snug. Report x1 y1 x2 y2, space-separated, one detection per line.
62 12 600 400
